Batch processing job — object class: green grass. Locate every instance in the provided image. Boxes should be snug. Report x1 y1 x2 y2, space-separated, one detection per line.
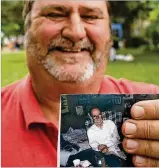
2 51 28 87
1 48 159 87
107 48 159 85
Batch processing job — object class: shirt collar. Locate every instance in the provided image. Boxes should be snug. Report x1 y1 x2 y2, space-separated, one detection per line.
91 124 101 131
19 75 55 130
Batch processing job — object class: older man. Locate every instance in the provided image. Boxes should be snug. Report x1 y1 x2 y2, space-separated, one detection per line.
87 108 126 166
87 108 121 155
2 0 159 167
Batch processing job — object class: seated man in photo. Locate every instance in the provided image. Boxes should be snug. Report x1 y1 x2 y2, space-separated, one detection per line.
87 108 126 167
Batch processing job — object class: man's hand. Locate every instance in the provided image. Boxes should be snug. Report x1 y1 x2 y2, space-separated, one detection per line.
98 144 109 153
122 99 159 167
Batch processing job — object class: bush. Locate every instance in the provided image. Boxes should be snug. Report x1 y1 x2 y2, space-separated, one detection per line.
125 37 149 48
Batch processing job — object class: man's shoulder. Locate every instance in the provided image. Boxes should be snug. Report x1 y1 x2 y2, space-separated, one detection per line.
2 80 21 99
103 119 114 124
99 75 159 94
2 77 27 107
103 120 115 126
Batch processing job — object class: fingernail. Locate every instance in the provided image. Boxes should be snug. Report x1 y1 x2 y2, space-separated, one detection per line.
133 106 145 118
135 156 146 164
125 122 137 135
126 139 139 149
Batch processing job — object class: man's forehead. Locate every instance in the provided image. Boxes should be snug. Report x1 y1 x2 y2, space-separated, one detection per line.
33 0 107 13
92 108 100 114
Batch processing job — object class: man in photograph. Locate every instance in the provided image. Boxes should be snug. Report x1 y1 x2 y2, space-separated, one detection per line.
87 108 126 166
2 0 159 166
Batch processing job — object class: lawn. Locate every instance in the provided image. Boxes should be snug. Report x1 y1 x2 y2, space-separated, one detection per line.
2 51 28 87
1 48 159 87
107 48 159 85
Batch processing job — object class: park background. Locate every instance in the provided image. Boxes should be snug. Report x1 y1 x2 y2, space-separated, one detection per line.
1 1 159 87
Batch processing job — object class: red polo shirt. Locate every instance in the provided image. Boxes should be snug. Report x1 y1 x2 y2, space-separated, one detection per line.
2 76 57 166
99 76 159 94
2 75 159 166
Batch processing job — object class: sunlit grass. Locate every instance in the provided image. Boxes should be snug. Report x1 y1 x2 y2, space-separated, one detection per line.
2 51 28 87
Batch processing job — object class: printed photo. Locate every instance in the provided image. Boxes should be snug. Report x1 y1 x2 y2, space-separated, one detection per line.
60 94 159 167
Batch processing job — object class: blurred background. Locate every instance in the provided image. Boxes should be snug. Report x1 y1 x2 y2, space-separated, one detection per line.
1 1 159 87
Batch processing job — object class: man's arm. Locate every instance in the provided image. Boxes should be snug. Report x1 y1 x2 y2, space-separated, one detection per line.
111 121 120 145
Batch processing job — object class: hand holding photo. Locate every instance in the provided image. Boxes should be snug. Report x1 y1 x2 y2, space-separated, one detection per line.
59 94 159 167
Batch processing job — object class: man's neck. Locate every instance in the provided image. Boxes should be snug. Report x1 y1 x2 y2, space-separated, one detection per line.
96 121 103 129
31 74 103 128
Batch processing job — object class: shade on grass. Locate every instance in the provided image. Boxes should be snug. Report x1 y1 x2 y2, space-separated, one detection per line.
1 48 159 87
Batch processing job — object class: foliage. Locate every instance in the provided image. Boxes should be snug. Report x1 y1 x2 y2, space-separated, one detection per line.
145 2 159 50
109 1 159 50
109 1 149 41
1 1 24 37
126 37 148 48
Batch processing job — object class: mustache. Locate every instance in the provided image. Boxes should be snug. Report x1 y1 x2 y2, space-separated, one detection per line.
48 36 94 53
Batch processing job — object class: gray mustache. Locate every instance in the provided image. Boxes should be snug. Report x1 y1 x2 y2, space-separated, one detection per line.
48 36 94 53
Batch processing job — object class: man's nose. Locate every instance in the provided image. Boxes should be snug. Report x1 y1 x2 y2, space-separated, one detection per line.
62 13 86 42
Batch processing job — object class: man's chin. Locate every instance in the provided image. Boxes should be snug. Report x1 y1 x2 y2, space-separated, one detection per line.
48 70 94 83
45 65 94 83
42 56 96 83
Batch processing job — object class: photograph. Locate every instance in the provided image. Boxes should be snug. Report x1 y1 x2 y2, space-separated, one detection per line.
60 94 159 167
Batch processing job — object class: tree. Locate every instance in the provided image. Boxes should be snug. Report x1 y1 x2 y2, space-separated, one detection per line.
109 1 153 46
145 2 159 50
1 1 24 38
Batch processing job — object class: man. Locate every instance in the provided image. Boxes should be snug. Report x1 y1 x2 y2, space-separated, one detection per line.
2 0 159 167
87 108 126 166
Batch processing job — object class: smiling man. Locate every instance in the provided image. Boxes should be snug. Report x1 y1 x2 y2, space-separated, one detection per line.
2 0 159 167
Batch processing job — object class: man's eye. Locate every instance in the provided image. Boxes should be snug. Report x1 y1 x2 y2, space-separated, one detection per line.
82 15 99 20
46 13 66 18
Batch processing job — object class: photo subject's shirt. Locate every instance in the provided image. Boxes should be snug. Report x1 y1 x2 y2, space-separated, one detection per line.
87 120 127 160
2 75 159 166
87 120 120 151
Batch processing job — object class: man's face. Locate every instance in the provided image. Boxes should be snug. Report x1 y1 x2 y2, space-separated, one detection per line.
91 108 103 126
25 0 111 83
